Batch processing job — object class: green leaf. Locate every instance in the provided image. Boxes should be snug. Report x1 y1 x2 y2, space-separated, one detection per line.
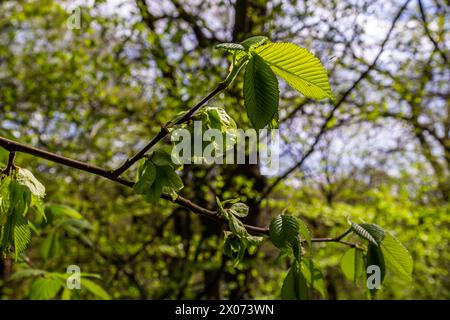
10 268 46 281
161 165 184 191
45 204 83 220
216 43 246 51
13 216 32 259
366 243 386 283
0 148 8 167
298 218 311 254
281 262 309 300
0 180 32 258
82 278 111 300
16 168 45 198
340 248 364 284
31 196 46 221
228 214 248 237
350 222 385 246
41 232 60 261
230 202 249 218
381 232 413 282
186 107 238 162
291 238 302 262
269 214 300 250
133 160 156 195
151 148 176 167
134 158 184 204
29 277 63 300
244 54 279 129
223 232 246 266
302 259 326 298
255 42 334 100
61 288 72 300
240 36 269 50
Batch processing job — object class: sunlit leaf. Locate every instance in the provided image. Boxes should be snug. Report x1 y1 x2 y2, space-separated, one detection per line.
244 54 279 129
255 42 334 100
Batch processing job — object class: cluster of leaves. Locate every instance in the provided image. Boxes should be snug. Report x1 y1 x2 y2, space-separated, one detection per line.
11 267 110 300
133 148 184 203
217 198 263 266
269 213 325 299
217 36 334 129
173 106 238 164
0 161 110 300
340 221 413 298
40 204 93 261
268 212 413 299
0 167 46 259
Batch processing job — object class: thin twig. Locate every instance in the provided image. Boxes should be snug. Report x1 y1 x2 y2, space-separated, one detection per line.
112 82 227 177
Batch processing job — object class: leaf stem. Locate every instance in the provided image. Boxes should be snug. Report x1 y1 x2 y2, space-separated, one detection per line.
335 228 352 241
4 151 16 176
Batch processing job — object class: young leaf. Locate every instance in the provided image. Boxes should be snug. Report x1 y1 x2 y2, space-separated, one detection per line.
381 232 413 282
240 36 269 50
269 214 300 250
255 42 334 100
10 268 46 281
230 202 249 218
298 218 311 254
350 222 385 246
12 214 32 259
151 148 176 168
29 277 63 300
244 54 279 129
281 262 309 300
223 232 247 266
45 204 83 220
0 179 33 258
41 232 60 261
302 259 326 298
134 160 157 198
61 288 72 300
82 278 111 300
228 214 248 237
340 248 364 284
16 168 46 199
0 148 8 167
216 43 246 51
162 166 184 191
366 243 386 283
134 158 184 204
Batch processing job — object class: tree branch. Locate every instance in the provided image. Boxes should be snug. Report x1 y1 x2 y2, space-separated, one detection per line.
417 0 448 64
0 135 362 250
3 151 16 176
309 237 357 248
0 135 266 235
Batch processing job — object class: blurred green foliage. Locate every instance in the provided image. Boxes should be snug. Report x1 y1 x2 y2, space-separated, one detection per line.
0 0 448 299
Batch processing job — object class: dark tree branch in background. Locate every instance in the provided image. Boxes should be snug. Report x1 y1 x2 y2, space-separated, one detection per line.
418 0 448 64
259 0 411 201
